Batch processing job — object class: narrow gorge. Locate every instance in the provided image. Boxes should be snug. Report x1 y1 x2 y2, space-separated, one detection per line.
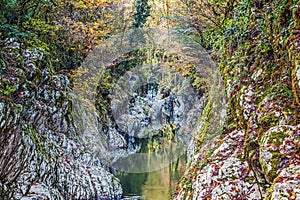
1 0 300 199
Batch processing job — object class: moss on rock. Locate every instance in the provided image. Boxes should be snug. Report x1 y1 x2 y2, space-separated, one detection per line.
259 125 300 182
175 0 300 198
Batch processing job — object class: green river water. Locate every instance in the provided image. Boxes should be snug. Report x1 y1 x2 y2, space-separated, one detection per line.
116 154 187 200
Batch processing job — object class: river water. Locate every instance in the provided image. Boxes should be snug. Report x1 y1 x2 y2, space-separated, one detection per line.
110 80 196 200
116 153 187 200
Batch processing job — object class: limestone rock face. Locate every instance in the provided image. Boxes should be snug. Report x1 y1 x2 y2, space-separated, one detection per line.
266 165 300 200
0 48 122 199
259 125 300 182
0 85 122 200
260 125 300 199
176 130 262 200
174 0 300 198
176 124 300 200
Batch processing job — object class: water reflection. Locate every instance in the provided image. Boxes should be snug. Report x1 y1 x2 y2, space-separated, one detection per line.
116 154 186 200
